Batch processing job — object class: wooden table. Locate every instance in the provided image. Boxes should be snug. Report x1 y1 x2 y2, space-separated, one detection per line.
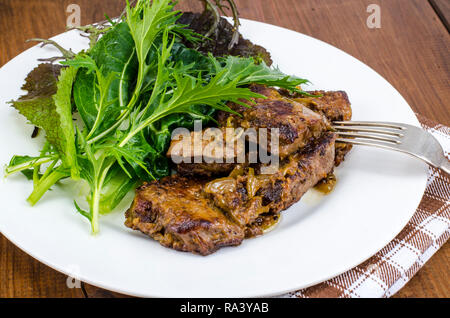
0 0 448 298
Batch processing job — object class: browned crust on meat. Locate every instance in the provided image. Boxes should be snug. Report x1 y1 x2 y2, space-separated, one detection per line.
279 89 353 165
167 128 248 177
305 90 352 122
227 99 325 155
258 132 336 212
279 90 352 122
334 143 353 166
218 86 327 153
125 177 245 255
176 162 241 178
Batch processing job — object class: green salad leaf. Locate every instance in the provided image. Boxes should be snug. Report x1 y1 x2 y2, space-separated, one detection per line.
69 22 137 137
10 64 64 153
53 66 79 179
210 55 310 91
11 96 63 150
5 155 55 179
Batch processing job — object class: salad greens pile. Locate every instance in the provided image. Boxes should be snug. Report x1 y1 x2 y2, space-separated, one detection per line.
6 0 310 233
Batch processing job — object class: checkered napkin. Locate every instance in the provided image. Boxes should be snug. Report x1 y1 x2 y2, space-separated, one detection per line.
282 115 450 298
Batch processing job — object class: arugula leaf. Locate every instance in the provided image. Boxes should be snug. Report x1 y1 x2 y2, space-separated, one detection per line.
72 59 119 140
75 132 115 233
170 42 213 75
26 166 69 206
62 54 97 72
75 161 137 218
127 0 183 68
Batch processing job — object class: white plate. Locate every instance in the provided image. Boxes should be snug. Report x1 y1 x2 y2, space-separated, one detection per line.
0 19 428 298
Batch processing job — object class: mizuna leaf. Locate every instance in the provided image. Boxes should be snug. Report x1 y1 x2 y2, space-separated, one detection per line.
211 55 310 91
53 66 79 178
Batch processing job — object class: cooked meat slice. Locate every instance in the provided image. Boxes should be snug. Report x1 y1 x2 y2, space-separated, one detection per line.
304 91 352 166
169 85 328 177
244 213 281 238
204 173 269 226
281 90 353 166
295 91 352 122
176 162 241 178
257 132 336 212
126 133 337 255
125 177 245 256
334 142 353 166
218 85 328 159
167 128 247 178
203 133 336 227
167 128 245 160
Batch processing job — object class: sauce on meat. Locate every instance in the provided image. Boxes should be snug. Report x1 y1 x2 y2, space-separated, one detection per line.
314 173 337 194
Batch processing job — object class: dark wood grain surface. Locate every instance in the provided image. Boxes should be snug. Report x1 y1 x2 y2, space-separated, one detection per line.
0 0 448 298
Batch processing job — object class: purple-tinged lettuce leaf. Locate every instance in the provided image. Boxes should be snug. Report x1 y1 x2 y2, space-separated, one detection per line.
10 63 79 178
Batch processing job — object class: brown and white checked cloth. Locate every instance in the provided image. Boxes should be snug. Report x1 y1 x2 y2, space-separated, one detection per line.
281 115 450 298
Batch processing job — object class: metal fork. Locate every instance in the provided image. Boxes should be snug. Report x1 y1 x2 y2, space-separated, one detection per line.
333 121 450 175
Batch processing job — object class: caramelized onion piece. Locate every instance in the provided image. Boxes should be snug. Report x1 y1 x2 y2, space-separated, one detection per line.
204 177 236 194
246 168 272 198
228 165 245 178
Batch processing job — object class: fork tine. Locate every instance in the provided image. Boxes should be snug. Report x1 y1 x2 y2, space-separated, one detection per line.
335 132 401 144
333 126 404 137
336 138 400 150
333 121 406 130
